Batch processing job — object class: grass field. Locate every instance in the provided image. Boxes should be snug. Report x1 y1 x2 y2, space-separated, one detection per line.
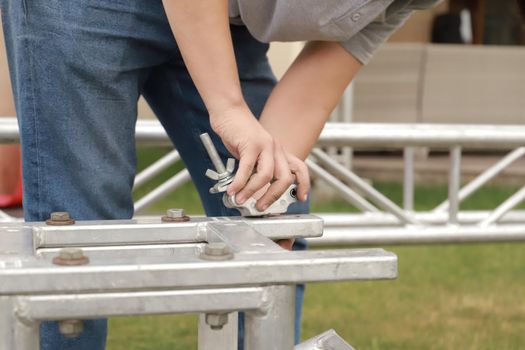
107 148 525 350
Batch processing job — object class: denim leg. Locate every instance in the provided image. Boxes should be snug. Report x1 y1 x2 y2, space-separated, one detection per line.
1 1 176 349
142 25 310 347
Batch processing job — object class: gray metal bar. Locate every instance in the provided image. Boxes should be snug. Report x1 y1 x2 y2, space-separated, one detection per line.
0 297 39 350
134 169 191 213
245 285 295 350
4 118 525 148
434 147 525 212
317 211 525 227
480 185 525 227
15 288 265 320
29 214 323 250
403 147 415 211
0 248 397 294
311 149 418 225
308 224 525 246
198 312 238 350
448 146 462 224
295 329 355 350
306 159 378 213
133 149 181 190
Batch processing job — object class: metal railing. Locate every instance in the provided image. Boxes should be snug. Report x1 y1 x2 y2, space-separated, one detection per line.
1 117 525 246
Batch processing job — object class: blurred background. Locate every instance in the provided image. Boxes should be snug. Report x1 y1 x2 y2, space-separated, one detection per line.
1 0 525 349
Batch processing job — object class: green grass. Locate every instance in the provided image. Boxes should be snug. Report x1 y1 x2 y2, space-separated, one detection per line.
108 147 525 350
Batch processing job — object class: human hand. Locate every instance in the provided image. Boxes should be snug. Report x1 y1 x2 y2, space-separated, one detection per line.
210 104 309 211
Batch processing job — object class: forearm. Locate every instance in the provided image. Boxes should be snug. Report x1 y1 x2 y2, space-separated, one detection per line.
260 41 362 160
162 0 245 119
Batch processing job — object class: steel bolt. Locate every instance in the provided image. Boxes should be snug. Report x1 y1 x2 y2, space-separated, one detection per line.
205 313 229 330
58 319 84 338
161 208 190 223
199 242 233 261
52 247 90 266
167 208 185 218
46 211 75 226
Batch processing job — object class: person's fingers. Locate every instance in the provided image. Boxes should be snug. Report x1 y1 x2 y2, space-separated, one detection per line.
276 239 294 250
235 147 274 203
255 146 293 211
228 150 257 195
288 157 310 201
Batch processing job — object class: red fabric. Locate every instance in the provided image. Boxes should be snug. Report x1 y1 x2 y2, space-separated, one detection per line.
0 162 23 208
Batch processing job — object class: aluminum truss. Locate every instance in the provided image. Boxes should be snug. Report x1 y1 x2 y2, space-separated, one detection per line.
1 118 525 246
0 214 396 349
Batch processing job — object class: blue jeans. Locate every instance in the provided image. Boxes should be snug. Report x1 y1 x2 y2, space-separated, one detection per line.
1 0 308 349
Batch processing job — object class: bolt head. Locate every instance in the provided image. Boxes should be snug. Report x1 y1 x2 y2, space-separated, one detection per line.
166 208 185 218
59 320 84 338
58 248 84 261
204 242 230 256
205 313 228 329
50 212 70 221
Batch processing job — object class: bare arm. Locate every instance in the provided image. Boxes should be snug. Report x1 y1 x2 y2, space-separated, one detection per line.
260 41 362 160
162 0 305 210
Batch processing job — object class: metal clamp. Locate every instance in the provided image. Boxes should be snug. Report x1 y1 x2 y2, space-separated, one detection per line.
200 133 297 216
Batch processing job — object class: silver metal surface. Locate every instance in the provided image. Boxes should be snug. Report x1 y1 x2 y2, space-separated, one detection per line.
448 146 462 224
0 248 397 294
311 148 418 225
28 214 323 250
223 184 298 217
480 185 525 227
3 118 525 148
133 149 181 190
15 288 266 320
403 147 415 211
245 285 295 350
307 159 378 212
201 133 235 194
134 169 191 213
295 329 355 350
310 223 525 246
198 312 238 350
434 147 525 212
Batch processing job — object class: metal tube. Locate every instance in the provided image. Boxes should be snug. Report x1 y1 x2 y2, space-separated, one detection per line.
448 147 462 224
434 147 525 212
244 285 295 350
480 185 525 227
306 159 378 213
307 224 525 246
15 288 265 320
317 211 525 227
4 118 525 148
200 133 226 173
198 312 238 350
311 149 418 225
403 147 415 211
134 169 191 213
133 150 181 190
0 297 39 350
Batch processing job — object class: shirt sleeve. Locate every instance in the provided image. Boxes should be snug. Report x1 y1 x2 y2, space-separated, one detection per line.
340 0 442 65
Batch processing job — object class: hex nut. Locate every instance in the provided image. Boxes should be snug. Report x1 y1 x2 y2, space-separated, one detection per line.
205 313 229 330
199 242 233 261
162 208 190 223
52 248 90 266
58 320 84 338
46 211 75 226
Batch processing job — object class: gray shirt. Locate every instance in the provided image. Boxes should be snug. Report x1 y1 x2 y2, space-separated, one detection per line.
229 0 442 64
